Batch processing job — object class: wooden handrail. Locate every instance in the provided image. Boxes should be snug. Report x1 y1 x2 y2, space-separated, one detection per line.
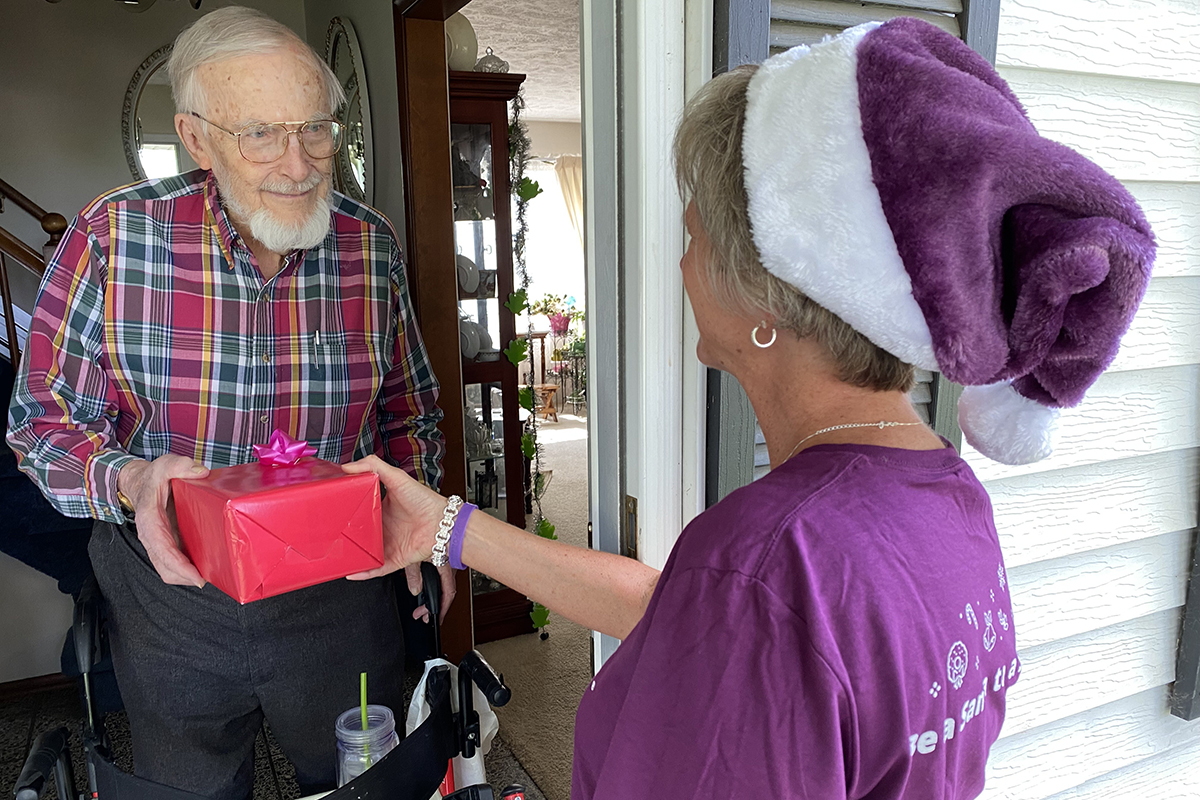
0 225 45 277
0 177 67 249
0 224 46 370
0 177 49 220
0 178 64 369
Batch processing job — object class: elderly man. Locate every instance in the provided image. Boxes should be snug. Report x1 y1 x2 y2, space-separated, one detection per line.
7 7 449 798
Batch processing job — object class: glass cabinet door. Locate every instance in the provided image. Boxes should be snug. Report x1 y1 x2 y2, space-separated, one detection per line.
448 73 535 640
462 381 508 520
452 123 502 362
451 119 525 530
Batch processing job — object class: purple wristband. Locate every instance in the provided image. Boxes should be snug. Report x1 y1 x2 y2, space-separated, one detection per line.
449 502 476 570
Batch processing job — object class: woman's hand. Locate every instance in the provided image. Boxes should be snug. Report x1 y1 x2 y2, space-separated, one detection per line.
343 455 458 622
342 455 448 577
345 455 661 638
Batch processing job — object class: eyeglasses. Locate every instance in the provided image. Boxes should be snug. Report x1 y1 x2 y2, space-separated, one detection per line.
191 112 343 163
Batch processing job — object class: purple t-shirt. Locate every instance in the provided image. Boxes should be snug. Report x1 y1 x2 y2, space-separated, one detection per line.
574 443 1020 799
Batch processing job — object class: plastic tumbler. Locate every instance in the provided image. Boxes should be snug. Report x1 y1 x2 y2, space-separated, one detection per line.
335 704 399 786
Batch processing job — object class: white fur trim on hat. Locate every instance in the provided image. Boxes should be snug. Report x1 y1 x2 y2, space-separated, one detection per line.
742 22 938 371
958 382 1059 465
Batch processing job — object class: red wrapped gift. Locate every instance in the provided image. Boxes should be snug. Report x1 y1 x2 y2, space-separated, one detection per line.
171 431 384 603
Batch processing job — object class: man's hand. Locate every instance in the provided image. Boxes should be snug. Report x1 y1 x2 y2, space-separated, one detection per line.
118 455 209 587
343 455 458 621
403 563 458 624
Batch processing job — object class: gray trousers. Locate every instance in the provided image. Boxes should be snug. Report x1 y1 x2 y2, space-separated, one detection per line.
88 521 407 800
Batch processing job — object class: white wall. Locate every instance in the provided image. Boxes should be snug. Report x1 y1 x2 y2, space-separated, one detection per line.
972 1 1200 796
302 0 407 237
0 0 307 310
523 161 586 328
527 120 582 158
0 553 73 684
521 123 584 333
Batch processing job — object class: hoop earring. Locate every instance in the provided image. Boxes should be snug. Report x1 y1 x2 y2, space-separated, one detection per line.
751 322 777 349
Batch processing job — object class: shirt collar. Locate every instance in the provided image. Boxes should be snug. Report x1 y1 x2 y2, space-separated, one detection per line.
203 171 243 266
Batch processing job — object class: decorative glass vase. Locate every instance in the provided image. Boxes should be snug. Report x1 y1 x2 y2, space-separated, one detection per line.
549 312 572 335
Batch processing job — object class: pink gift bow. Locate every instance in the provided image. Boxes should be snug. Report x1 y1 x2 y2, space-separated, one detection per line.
252 429 317 467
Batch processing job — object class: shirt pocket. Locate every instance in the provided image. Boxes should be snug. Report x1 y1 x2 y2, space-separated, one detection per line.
305 327 387 415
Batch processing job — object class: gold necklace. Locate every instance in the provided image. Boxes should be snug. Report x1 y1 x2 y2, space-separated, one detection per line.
783 421 923 463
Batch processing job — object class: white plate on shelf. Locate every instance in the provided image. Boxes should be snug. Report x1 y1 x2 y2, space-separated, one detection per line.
456 254 480 293
444 12 478 71
460 319 480 360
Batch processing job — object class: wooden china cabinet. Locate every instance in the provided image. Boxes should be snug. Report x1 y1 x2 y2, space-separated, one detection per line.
394 2 534 655
449 70 537 644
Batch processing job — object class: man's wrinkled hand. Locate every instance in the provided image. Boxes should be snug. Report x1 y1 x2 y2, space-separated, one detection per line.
404 562 458 624
118 455 209 587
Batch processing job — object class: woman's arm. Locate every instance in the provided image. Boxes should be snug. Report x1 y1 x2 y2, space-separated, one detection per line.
344 456 660 639
462 510 660 639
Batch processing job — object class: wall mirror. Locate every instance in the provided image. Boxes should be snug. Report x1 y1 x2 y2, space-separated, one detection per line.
325 17 374 205
122 44 199 182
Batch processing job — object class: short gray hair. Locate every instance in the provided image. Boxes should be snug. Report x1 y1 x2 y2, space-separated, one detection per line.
167 5 345 117
674 65 915 393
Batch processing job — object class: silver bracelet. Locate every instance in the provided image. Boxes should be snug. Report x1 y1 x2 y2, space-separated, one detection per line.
431 495 464 567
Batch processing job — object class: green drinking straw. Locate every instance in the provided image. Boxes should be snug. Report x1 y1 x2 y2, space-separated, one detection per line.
360 671 370 765
360 672 368 731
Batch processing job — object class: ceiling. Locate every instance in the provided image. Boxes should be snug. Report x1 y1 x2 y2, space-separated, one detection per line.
461 0 581 122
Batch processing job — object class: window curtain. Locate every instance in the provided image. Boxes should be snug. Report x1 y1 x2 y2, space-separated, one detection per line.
554 155 585 249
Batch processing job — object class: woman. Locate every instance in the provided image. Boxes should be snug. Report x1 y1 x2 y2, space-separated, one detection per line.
348 18 1153 799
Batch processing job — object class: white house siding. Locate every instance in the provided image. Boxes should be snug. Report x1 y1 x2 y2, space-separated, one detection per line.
756 0 1200 794
970 0 1200 796
769 0 961 52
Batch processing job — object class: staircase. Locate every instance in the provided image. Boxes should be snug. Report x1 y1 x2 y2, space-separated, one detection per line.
1 179 94 597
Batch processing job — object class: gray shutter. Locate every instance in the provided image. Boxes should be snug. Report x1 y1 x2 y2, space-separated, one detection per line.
770 1 961 52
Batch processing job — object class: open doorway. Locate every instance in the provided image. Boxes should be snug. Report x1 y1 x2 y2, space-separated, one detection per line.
457 3 589 799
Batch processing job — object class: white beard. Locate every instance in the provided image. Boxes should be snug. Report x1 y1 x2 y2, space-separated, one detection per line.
212 160 332 253
242 192 332 253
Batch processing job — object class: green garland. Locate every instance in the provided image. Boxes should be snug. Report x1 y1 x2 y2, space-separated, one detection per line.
504 88 554 633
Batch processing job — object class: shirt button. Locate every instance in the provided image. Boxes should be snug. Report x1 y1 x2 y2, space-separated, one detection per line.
262 353 271 363
260 414 269 424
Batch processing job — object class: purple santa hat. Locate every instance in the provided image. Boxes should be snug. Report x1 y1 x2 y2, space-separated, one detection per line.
742 17 1155 465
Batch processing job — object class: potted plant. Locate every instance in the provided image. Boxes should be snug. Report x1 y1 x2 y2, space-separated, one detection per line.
529 294 581 336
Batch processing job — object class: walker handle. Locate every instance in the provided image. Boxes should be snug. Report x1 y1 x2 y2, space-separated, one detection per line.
15 727 74 800
420 561 443 657
460 650 511 708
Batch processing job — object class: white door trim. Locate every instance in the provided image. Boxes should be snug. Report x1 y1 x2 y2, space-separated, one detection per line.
621 0 688 573
682 0 715 528
581 0 624 669
583 0 713 670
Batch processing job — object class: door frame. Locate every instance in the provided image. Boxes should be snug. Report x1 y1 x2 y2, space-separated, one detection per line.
393 0 475 661
581 0 715 669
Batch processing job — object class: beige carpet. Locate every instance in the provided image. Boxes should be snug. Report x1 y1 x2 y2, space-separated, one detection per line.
478 415 591 800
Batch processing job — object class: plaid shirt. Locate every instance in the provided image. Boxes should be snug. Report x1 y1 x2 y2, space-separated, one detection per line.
8 170 444 523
